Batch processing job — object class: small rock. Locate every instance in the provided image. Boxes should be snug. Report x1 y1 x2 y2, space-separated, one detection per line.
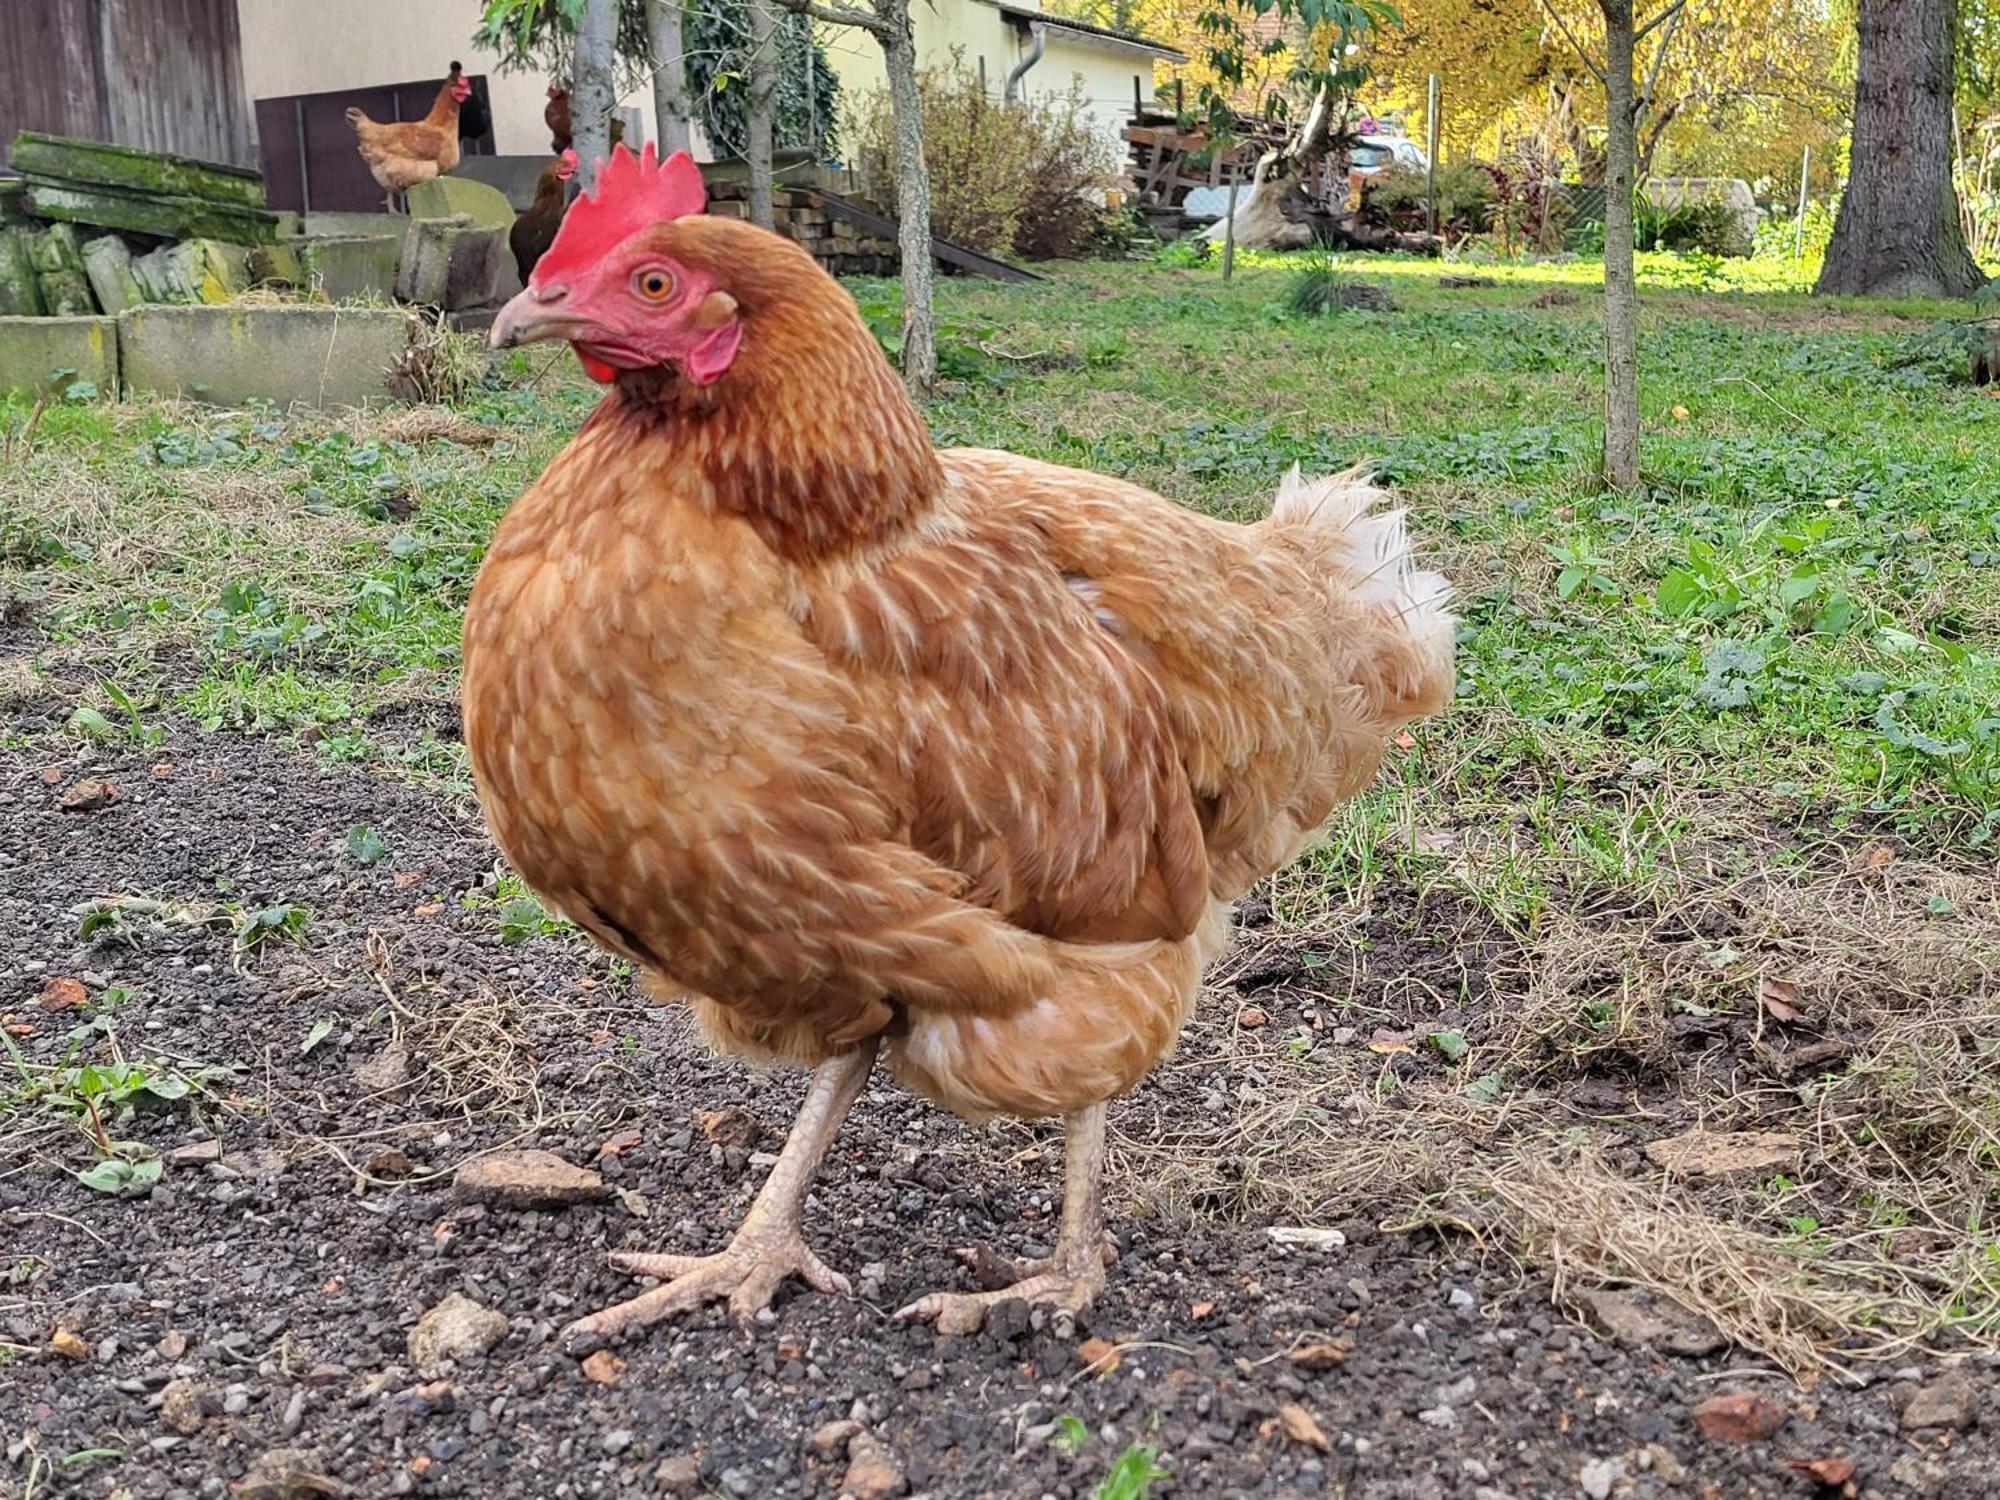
580 1349 625 1385
233 1447 347 1499
1265 1226 1345 1251
167 1140 223 1168
353 1041 411 1096
1644 1129 1799 1180
1287 1340 1352 1371
1580 1288 1726 1357
223 1386 251 1415
157 1330 189 1360
655 1455 702 1494
1237 1006 1268 1029
806 1418 862 1457
1900 1370 1979 1431
697 1106 764 1148
1693 1390 1787 1443
841 1434 908 1499
281 1387 307 1435
1580 1456 1622 1499
1448 1287 1478 1316
718 1468 757 1498
1644 1445 1686 1484
49 1328 89 1361
160 1379 207 1435
603 1428 635 1455
37 978 87 1010
1417 1406 1456 1429
450 1150 607 1209
407 1293 508 1372
365 1147 414 1178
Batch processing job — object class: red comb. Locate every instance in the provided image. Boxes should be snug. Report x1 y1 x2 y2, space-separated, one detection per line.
556 148 578 181
532 143 706 286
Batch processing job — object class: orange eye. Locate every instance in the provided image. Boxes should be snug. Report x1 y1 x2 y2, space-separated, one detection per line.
633 268 675 303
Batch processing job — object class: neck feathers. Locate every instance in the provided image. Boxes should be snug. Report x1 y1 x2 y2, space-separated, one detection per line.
604 224 943 561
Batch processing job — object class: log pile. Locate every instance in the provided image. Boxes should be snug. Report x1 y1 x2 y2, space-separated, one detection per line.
705 183 898 277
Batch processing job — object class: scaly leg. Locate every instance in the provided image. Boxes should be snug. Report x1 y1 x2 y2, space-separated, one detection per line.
895 1103 1110 1337
561 1041 876 1354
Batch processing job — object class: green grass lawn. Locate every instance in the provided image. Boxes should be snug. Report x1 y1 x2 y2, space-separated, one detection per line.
4 247 1998 1369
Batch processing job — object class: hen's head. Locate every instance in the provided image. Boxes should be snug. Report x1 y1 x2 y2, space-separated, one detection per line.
447 62 472 104
489 143 784 389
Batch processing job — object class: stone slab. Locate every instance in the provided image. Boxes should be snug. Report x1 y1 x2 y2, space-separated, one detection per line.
81 235 144 314
10 131 267 208
300 211 407 238
24 181 280 244
117 304 408 408
405 175 516 230
0 228 44 315
0 315 117 397
451 155 558 212
298 235 402 303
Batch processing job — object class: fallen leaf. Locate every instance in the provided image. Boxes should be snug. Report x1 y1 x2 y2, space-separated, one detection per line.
1757 976 1807 1023
58 779 118 811
1076 1337 1121 1375
412 902 444 917
1672 404 1691 421
1278 1401 1330 1451
617 1187 651 1218
1644 1129 1799 1180
40 766 64 785
1287 1339 1353 1371
1784 1456 1857 1487
1393 730 1417 750
1693 1391 1787 1443
49 1328 89 1361
38 978 88 1010
1190 1300 1215 1320
1237 1006 1269 1029
1857 844 1895 874
410 1455 433 1474
1366 1027 1414 1055
5 1021 34 1038
580 1349 625 1385
392 870 422 888
321 1278 343 1296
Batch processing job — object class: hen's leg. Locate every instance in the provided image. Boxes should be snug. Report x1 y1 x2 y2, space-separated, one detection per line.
895 1103 1109 1337
561 1041 875 1354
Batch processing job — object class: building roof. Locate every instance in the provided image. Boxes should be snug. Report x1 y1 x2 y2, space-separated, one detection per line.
987 3 1188 62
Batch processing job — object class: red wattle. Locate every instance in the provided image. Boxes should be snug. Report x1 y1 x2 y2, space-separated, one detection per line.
576 349 617 384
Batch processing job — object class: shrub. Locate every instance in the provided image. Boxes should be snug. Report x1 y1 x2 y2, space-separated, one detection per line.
1634 189 1739 255
1285 255 1397 315
851 59 1118 261
1364 160 1497 239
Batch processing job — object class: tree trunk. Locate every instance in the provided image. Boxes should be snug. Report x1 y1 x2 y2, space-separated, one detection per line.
878 0 936 397
572 0 620 190
746 0 777 229
1600 0 1641 491
646 0 694 155
1817 0 1984 298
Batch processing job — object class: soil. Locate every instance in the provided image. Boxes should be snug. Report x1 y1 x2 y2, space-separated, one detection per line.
2 734 1994 1500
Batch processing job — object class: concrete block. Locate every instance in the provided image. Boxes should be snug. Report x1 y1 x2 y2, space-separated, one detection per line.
452 155 558 212
0 229 45 315
405 175 516 231
118 304 410 408
128 239 249 305
301 211 407 238
0 315 117 397
38 269 98 316
28 223 86 275
81 235 145 313
248 242 305 287
397 218 504 310
298 235 402 302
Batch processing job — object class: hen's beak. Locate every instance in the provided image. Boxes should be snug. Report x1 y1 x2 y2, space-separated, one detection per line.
490 285 591 351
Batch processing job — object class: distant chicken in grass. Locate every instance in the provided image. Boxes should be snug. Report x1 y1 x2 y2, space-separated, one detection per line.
345 62 472 211
467 144 1455 1351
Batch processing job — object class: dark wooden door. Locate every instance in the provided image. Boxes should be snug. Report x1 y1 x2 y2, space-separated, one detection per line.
255 75 497 213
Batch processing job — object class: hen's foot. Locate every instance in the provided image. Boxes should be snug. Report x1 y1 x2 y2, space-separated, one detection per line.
893 1258 1106 1338
561 1228 848 1354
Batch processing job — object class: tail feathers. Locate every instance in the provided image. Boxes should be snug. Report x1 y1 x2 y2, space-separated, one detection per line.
1272 463 1453 638
1271 463 1455 720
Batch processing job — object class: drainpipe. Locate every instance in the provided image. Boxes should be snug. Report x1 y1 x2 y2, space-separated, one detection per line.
1003 23 1046 105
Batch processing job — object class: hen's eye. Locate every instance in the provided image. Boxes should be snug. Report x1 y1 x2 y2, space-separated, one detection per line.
634 268 675 302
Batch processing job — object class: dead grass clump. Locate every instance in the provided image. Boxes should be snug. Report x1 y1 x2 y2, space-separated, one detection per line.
368 407 499 448
389 311 486 406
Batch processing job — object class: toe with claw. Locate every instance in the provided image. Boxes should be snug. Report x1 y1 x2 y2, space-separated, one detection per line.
894 1259 1107 1338
561 1228 849 1354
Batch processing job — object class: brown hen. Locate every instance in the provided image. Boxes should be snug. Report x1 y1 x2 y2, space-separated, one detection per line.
468 145 1454 1352
345 63 470 211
